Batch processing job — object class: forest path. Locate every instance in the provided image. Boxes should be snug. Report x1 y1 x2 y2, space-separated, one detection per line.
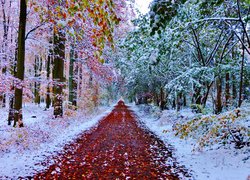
33 101 190 179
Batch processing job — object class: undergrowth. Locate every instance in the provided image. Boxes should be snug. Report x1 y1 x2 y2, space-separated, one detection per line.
173 109 250 151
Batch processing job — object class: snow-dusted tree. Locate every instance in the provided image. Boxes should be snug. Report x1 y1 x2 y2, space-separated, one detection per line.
13 0 27 127
115 0 250 113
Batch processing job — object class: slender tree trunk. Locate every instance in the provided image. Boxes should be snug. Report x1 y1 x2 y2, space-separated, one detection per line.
183 95 187 107
172 98 176 109
38 56 42 104
45 44 52 110
238 33 245 107
176 94 180 111
34 55 42 105
225 73 230 107
72 54 78 107
8 45 17 125
154 93 159 106
193 86 202 105
177 92 182 111
78 63 82 101
7 14 15 125
53 29 65 118
0 0 11 108
68 44 77 108
202 82 213 108
159 87 165 110
215 76 222 114
13 0 27 127
8 93 14 125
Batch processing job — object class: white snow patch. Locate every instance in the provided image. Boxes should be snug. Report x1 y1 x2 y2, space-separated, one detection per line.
0 103 114 178
130 104 250 180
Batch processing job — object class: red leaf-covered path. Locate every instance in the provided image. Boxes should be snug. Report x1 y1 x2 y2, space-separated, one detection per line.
32 101 190 179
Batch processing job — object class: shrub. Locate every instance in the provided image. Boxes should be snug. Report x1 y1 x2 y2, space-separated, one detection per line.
190 104 204 114
173 109 250 150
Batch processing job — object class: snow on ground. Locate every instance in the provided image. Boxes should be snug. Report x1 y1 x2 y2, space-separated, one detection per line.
130 103 250 180
0 103 114 178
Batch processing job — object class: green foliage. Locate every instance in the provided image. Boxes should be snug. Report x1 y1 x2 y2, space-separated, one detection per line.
149 0 187 35
243 0 250 4
116 0 250 111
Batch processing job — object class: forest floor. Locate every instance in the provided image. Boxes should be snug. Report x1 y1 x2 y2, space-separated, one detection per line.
132 104 250 180
0 101 249 179
0 103 114 179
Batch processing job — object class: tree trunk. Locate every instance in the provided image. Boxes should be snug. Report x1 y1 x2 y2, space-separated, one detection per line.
0 0 11 108
183 95 187 107
159 87 165 110
215 76 222 114
13 0 27 127
225 73 230 107
238 33 245 107
172 98 176 109
34 55 42 105
68 44 77 108
177 92 182 111
78 63 83 101
232 74 237 104
45 45 52 110
8 93 14 125
192 85 202 105
154 93 159 106
202 82 213 108
53 29 65 118
8 45 17 125
7 11 16 125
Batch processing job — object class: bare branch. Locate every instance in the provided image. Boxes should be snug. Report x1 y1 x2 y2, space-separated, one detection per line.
25 23 45 40
192 17 239 24
205 29 225 65
191 27 205 66
219 34 234 63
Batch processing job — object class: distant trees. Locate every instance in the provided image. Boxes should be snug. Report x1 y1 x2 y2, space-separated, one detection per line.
0 0 129 127
116 0 250 113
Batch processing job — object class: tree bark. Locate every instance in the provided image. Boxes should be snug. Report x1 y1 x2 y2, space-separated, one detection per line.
193 86 202 105
232 47 237 106
8 45 17 125
45 44 52 110
53 29 65 118
13 0 27 127
232 75 237 102
159 87 165 110
238 33 245 107
0 0 11 108
68 44 77 108
225 73 230 107
215 76 222 114
34 55 42 105
202 82 213 108
172 98 176 109
183 95 187 107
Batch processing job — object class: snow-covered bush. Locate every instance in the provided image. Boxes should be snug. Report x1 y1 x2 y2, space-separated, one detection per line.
137 104 162 119
173 109 250 150
190 104 204 114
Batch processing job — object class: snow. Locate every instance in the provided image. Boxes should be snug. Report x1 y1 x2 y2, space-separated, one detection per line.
0 103 114 178
131 104 250 180
0 102 249 179
135 0 151 15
